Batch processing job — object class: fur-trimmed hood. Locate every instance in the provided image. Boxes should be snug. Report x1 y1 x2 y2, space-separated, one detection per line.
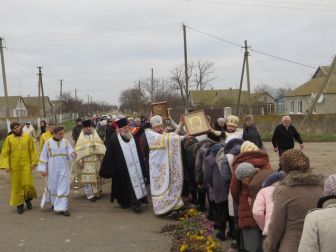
279 170 324 187
232 150 270 170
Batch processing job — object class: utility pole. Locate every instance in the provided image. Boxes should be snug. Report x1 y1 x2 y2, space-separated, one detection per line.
37 66 46 117
236 56 246 115
183 24 189 112
59 79 63 122
138 80 141 114
236 40 252 115
0 37 10 119
151 68 154 103
299 56 336 131
74 89 77 101
87 94 90 114
244 40 252 114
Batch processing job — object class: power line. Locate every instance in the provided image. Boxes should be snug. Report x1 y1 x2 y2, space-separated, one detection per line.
182 0 336 12
186 25 242 47
186 25 316 69
250 52 285 85
250 48 315 69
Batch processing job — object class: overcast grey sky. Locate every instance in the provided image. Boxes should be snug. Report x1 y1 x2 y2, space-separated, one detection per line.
1 0 335 105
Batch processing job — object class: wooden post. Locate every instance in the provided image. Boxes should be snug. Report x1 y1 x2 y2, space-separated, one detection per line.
299 56 336 131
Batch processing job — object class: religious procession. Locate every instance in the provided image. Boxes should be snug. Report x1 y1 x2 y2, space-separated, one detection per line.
0 1 335 251
1 110 335 252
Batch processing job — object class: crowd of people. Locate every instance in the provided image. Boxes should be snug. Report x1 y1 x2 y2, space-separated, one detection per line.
0 113 335 252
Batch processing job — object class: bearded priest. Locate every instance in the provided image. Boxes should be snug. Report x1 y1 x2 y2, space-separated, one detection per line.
99 118 148 213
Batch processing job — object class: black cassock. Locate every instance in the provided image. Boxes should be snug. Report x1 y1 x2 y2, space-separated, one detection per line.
99 133 147 208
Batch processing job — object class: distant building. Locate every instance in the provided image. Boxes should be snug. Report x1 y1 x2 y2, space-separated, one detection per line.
0 96 28 117
285 65 336 114
190 88 275 115
252 92 276 115
275 97 286 114
22 96 54 116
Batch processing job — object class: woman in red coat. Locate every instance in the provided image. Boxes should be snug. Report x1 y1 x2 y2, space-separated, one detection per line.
230 141 273 252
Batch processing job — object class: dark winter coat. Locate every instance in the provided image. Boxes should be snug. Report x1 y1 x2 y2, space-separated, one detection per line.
230 151 273 228
99 134 147 207
194 139 217 185
243 124 263 148
264 170 324 252
271 124 303 150
72 125 82 143
218 138 244 184
203 144 227 203
181 138 199 197
105 126 116 145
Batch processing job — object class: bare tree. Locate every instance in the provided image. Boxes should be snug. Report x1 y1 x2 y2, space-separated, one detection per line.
254 84 291 99
274 87 291 99
254 84 275 96
119 88 148 113
194 61 216 90
170 63 194 105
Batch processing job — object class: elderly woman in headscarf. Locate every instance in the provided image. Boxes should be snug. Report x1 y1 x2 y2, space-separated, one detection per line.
264 150 323 252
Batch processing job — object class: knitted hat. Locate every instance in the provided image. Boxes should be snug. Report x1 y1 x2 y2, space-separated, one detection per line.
240 141 259 153
280 149 310 173
262 171 285 188
226 115 239 127
324 174 336 196
150 115 163 127
235 162 258 180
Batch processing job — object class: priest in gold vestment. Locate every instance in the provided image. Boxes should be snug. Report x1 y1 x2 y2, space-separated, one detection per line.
74 119 106 202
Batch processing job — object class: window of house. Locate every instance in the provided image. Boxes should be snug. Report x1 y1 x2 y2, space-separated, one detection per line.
290 100 295 113
298 100 303 113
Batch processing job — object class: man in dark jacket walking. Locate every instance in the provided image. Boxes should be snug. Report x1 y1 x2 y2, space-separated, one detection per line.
272 116 303 157
72 118 83 144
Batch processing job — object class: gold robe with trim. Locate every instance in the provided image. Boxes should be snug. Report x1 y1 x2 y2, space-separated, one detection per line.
73 130 106 184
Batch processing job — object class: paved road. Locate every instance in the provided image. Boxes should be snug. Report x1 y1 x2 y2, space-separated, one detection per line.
1 136 335 251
